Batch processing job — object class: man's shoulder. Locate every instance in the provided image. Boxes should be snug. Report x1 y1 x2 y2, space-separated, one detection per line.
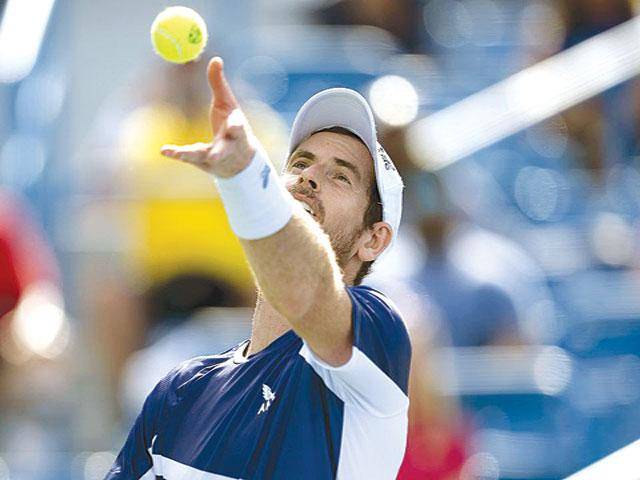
348 284 388 301
347 285 406 328
171 355 218 382
345 285 412 394
346 285 411 352
159 348 242 397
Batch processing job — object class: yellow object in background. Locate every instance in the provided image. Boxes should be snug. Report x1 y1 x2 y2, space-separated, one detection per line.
150 6 208 64
118 102 252 291
118 103 215 197
117 96 289 293
133 198 253 289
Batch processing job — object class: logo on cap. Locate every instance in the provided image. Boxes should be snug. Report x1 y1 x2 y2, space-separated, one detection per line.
377 146 396 172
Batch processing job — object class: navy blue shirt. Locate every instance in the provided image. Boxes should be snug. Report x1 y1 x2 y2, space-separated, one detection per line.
106 286 411 479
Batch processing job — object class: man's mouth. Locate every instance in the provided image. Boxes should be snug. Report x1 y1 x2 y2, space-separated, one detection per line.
291 192 320 221
300 202 316 218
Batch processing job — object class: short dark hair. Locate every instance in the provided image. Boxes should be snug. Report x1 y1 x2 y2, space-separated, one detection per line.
317 127 383 285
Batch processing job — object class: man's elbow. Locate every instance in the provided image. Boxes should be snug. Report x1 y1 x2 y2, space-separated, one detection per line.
269 268 343 322
269 282 322 321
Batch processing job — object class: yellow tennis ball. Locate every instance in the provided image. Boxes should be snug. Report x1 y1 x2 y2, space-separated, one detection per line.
150 6 208 64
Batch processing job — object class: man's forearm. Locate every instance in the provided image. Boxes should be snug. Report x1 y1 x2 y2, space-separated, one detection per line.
240 206 346 324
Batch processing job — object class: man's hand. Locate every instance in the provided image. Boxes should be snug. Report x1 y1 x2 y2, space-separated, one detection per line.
160 57 256 178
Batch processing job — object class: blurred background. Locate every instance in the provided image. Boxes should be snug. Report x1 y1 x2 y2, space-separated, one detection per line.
1 0 640 479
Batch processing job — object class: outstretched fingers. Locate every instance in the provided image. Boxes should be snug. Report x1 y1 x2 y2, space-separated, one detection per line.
160 142 211 165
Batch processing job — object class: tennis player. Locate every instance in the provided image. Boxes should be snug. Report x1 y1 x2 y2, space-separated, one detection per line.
106 57 410 480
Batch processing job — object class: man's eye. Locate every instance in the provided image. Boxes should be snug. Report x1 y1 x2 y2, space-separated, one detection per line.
336 174 351 184
292 161 307 169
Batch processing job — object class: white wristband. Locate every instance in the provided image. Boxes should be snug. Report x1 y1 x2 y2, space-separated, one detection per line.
215 147 294 240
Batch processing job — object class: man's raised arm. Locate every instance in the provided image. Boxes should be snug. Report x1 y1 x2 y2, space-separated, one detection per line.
161 58 356 366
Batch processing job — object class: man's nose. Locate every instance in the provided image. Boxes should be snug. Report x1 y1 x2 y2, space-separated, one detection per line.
299 167 319 191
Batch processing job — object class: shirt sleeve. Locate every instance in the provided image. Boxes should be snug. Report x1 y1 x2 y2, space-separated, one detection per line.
300 285 412 417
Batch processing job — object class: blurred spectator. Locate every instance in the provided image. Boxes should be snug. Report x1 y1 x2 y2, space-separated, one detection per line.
0 190 60 322
561 0 633 48
82 60 290 290
516 1 638 183
102 61 254 288
558 0 637 181
564 101 607 182
0 190 66 365
0 190 70 480
312 0 427 54
409 172 523 347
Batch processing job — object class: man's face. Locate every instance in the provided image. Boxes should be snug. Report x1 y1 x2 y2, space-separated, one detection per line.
283 131 374 267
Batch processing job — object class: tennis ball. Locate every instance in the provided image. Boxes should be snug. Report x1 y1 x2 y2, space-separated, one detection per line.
150 6 208 64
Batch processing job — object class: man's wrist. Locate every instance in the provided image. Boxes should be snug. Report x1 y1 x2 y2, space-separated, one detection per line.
210 142 256 179
214 147 294 240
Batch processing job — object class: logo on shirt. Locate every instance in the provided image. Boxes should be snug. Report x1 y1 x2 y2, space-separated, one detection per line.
258 384 276 415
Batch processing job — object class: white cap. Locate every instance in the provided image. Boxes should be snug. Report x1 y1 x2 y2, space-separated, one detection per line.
288 88 404 255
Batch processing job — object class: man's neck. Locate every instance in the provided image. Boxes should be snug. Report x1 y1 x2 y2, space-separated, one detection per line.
246 293 292 357
245 259 359 357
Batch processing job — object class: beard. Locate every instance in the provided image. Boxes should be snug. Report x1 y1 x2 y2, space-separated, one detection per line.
287 182 364 269
328 221 364 269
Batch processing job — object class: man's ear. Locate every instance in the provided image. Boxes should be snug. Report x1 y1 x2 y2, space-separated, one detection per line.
357 222 393 262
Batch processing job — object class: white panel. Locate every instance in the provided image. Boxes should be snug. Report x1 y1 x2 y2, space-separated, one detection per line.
139 469 156 480
336 404 407 480
150 453 240 480
299 343 409 417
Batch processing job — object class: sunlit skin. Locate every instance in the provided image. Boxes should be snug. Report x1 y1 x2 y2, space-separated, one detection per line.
161 57 392 366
